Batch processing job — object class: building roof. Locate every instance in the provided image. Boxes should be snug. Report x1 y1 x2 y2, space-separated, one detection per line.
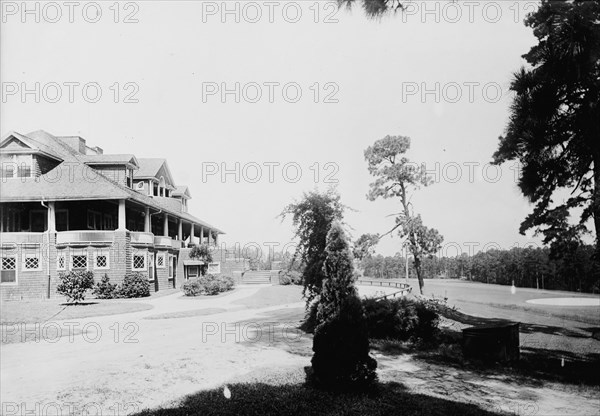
0 130 224 234
0 131 64 161
82 154 140 169
136 158 165 177
172 185 191 199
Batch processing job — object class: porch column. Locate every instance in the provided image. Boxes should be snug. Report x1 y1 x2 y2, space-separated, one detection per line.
1 205 4 233
207 229 212 246
117 199 126 230
214 232 218 246
191 223 196 245
163 214 169 237
144 207 151 232
47 201 56 232
178 219 183 240
200 226 204 245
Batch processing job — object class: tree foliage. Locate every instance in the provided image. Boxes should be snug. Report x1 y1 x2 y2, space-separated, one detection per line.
493 0 600 255
280 188 345 304
189 243 213 276
365 135 443 294
311 221 377 390
360 245 600 293
353 233 380 261
338 0 407 18
57 271 95 303
317 221 359 324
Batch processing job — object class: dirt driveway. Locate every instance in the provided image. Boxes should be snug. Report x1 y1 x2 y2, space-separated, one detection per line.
1 285 598 416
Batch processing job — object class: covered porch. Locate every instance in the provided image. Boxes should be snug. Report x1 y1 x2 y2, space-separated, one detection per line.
0 199 219 247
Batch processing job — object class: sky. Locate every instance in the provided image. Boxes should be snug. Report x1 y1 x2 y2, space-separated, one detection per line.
1 0 551 258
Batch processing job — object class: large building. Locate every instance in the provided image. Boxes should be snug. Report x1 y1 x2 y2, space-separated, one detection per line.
0 130 246 300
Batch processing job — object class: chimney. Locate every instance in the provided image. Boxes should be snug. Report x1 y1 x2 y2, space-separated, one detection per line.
59 136 87 154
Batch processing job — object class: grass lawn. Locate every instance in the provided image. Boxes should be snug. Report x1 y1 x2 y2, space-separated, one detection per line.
135 367 499 416
143 308 227 320
232 285 304 309
0 299 153 325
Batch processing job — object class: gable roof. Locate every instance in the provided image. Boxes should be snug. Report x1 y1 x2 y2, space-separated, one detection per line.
172 185 191 199
0 162 224 233
0 130 224 234
0 132 64 161
82 154 140 169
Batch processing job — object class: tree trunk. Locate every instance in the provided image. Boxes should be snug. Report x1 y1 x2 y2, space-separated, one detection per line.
413 253 424 295
594 162 600 260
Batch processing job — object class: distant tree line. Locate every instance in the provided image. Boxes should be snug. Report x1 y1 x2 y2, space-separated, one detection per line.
360 245 600 294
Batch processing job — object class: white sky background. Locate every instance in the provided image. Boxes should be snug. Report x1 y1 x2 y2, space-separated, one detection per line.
1 0 550 257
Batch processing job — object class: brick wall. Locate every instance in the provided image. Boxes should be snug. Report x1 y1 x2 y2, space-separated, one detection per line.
1 233 56 300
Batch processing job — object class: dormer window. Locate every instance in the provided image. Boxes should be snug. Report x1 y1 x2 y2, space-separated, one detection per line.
1 163 15 178
126 168 133 188
1 155 33 178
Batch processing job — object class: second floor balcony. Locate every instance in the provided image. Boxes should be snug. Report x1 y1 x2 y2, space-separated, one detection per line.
56 231 115 246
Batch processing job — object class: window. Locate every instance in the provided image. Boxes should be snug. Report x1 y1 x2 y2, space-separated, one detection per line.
132 253 146 271
1 256 17 284
168 255 175 279
71 252 88 270
148 253 155 281
94 250 109 270
56 210 69 231
23 254 41 271
2 210 21 232
208 262 221 274
17 164 31 178
1 163 15 178
29 211 47 232
187 265 199 279
156 253 166 268
103 214 114 230
57 251 66 271
87 210 102 230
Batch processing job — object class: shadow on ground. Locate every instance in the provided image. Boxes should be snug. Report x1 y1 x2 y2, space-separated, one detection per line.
133 380 503 416
411 307 600 386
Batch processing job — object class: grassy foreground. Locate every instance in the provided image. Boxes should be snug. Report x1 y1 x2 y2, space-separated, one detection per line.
134 368 500 416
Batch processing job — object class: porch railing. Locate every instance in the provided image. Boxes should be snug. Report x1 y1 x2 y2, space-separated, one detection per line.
0 232 46 246
56 231 114 245
130 232 154 246
154 236 172 248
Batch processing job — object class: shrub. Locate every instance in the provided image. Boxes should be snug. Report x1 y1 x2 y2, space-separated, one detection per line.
413 297 441 340
362 296 441 341
299 299 319 334
202 274 235 295
93 274 118 299
117 272 151 298
182 274 235 296
56 271 95 303
279 270 302 285
310 221 377 391
182 279 203 296
311 294 377 390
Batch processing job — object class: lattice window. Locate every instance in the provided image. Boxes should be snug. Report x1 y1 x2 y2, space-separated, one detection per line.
56 250 67 270
133 254 146 270
156 253 165 268
2 257 16 270
71 254 88 270
57 253 66 270
24 256 40 270
1 257 17 283
95 255 108 269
